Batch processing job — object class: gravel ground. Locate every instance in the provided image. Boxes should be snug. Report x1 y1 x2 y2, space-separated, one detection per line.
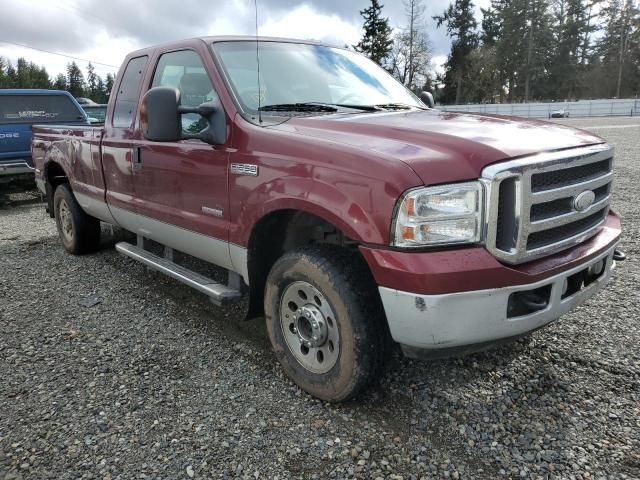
1 117 639 480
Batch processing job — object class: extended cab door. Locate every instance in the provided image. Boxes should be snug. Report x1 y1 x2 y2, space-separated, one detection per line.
124 48 234 271
102 55 149 214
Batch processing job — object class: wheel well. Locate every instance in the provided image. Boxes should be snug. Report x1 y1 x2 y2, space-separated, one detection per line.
245 210 360 318
44 162 68 217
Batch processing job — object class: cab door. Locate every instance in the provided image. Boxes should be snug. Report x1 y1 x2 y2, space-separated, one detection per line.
127 48 233 270
102 55 149 216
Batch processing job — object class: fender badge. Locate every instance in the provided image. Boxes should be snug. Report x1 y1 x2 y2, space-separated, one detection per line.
202 206 223 217
230 163 258 176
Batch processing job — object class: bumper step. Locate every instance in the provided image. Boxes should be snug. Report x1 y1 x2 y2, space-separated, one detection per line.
115 241 242 305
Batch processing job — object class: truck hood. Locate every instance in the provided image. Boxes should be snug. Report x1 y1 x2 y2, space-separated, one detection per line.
274 109 604 185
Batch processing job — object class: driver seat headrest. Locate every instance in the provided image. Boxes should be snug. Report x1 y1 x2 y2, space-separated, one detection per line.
179 73 212 105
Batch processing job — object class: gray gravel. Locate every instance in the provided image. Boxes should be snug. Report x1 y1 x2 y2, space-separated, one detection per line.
1 117 639 479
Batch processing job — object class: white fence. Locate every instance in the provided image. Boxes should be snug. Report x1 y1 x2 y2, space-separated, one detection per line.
441 98 639 118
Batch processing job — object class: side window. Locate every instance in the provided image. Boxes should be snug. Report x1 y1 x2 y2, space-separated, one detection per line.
113 56 148 128
151 50 217 134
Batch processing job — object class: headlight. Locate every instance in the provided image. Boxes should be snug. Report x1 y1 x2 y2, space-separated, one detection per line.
392 182 484 247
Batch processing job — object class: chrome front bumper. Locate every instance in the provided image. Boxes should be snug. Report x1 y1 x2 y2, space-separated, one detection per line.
379 244 617 352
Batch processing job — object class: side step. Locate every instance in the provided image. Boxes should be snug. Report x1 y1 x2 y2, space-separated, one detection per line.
115 241 242 305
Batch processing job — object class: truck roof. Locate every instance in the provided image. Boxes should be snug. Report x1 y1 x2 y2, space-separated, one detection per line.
126 35 334 58
0 89 76 96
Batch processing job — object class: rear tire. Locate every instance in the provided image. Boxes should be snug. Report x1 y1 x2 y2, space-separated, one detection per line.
264 245 388 402
53 184 100 254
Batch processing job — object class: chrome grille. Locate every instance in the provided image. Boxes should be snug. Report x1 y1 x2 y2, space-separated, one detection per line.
482 144 614 264
530 158 611 191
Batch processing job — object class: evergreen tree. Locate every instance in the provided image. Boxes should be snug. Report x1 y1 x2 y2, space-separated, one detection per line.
15 58 31 87
0 57 7 88
105 73 115 100
354 0 394 66
29 64 51 89
95 76 107 103
53 73 67 91
0 56 51 89
5 63 17 88
595 0 640 98
434 0 479 104
490 0 554 101
66 61 86 98
86 62 100 100
481 7 502 45
547 0 592 99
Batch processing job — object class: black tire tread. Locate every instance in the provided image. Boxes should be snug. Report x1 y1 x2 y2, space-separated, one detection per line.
54 184 100 254
266 244 390 401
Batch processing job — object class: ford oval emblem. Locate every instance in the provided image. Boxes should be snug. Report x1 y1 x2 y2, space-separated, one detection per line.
574 190 596 212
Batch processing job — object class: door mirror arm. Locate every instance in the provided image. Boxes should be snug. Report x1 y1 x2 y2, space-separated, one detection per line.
178 99 226 145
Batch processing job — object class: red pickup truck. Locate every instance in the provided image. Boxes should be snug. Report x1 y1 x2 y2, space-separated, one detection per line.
32 37 623 401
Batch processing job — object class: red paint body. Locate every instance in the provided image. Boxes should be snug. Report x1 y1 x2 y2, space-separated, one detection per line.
31 37 621 295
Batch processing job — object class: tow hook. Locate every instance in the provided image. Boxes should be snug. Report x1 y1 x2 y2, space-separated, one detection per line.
613 249 626 262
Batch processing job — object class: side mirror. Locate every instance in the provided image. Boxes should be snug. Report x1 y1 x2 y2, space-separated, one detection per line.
420 91 435 108
141 86 226 145
141 87 181 142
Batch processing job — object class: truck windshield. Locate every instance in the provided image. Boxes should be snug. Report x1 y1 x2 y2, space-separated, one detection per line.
0 94 86 125
212 41 423 115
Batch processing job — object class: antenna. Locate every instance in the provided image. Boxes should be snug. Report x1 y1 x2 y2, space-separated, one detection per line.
254 0 263 124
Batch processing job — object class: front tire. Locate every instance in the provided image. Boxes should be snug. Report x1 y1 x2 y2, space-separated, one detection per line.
53 184 100 254
264 245 387 402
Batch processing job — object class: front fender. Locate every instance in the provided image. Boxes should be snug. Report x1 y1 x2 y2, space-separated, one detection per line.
230 175 392 247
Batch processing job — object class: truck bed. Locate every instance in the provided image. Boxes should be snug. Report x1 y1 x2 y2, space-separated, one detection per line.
32 125 107 210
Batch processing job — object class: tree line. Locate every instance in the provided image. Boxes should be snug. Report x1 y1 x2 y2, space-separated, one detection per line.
0 57 114 104
354 0 640 104
2 0 637 106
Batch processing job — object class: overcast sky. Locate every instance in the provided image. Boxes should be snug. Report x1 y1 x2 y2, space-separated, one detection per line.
0 0 490 80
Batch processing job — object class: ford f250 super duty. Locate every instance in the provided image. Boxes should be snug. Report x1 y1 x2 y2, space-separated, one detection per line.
0 89 89 187
32 37 624 401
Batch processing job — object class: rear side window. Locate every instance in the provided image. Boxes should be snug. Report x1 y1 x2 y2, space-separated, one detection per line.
0 95 85 125
82 105 107 123
151 50 217 134
113 56 148 128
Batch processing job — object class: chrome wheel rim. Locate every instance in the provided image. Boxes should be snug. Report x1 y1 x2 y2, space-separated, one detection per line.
58 199 74 242
280 281 340 374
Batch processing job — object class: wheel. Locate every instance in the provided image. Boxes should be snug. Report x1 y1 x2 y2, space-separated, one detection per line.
53 184 101 254
264 245 388 402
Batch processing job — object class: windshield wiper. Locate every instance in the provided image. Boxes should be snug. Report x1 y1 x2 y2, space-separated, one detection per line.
258 103 338 113
259 102 386 113
314 103 383 112
375 103 425 111
258 102 423 114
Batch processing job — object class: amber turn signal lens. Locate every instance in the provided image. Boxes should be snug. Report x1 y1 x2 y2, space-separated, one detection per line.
404 197 416 216
401 226 415 240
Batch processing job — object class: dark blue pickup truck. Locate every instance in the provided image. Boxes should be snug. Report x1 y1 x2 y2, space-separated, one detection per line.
0 89 89 187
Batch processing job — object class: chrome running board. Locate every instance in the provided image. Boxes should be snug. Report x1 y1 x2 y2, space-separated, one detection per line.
115 241 242 305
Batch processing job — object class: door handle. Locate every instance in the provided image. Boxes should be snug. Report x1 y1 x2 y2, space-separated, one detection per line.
132 147 142 172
